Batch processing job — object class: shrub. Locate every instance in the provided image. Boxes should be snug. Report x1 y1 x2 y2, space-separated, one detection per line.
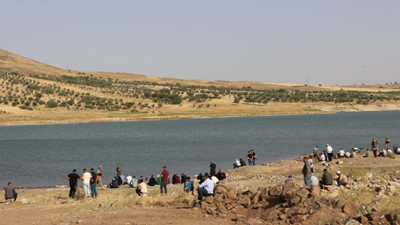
46 99 58 108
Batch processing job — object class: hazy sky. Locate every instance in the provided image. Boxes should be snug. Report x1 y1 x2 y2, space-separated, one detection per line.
1 1 399 85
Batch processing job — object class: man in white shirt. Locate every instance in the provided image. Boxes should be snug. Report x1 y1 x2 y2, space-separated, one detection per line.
136 179 148 196
80 168 91 198
326 144 334 161
339 148 345 158
197 175 214 201
310 173 319 186
126 174 133 185
211 174 219 185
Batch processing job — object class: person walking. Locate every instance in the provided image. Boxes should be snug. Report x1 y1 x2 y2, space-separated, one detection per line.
90 168 98 198
80 168 91 198
65 169 80 199
160 166 169 195
97 165 104 189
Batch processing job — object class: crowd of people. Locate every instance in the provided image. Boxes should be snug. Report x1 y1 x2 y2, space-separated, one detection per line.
61 161 227 202
233 150 257 169
296 137 396 190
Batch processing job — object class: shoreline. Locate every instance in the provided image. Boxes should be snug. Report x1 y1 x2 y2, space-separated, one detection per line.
1 106 400 127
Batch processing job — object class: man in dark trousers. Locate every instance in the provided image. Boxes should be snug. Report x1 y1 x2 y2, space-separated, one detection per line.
116 163 123 185
209 162 216 175
160 165 169 195
65 169 80 199
4 182 17 202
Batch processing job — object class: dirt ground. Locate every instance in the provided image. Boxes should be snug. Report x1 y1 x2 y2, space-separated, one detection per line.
2 155 400 225
0 203 233 225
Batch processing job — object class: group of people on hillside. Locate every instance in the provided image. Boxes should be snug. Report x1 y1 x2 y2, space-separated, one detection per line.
233 150 257 169
300 156 348 188
65 167 103 199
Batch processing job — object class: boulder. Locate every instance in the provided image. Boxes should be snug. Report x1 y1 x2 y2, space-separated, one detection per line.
388 209 400 224
281 182 298 201
342 202 358 216
205 196 214 204
309 185 320 197
20 198 29 204
345 219 360 225
238 196 251 208
268 185 283 197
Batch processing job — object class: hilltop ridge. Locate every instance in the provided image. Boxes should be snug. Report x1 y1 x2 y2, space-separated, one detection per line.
0 48 400 126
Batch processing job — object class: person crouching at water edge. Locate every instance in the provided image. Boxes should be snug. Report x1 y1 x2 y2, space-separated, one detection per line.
4 182 17 202
81 168 91 198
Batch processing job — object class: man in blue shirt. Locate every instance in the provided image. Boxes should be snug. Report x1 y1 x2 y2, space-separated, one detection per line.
197 174 214 201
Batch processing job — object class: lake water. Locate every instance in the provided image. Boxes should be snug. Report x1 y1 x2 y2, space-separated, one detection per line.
1 111 399 188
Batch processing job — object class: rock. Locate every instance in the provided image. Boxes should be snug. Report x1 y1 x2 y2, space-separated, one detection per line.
205 196 214 204
268 185 283 197
335 200 346 210
309 185 320 197
342 202 358 215
20 198 29 204
337 161 344 165
355 215 369 224
388 209 400 224
281 182 298 201
345 219 361 225
238 196 251 208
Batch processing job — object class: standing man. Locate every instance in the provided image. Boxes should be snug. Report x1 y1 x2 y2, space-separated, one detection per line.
251 150 257 165
313 146 319 159
116 163 123 185
302 156 311 186
371 138 379 157
247 150 253 166
326 144 333 162
385 137 391 150
4 182 17 202
97 165 104 189
209 161 216 175
160 165 169 195
80 168 91 198
90 168 98 198
65 169 80 199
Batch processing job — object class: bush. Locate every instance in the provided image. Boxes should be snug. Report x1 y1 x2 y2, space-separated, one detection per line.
46 99 58 108
387 152 396 159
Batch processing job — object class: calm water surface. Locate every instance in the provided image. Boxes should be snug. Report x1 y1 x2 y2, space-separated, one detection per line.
0 111 399 187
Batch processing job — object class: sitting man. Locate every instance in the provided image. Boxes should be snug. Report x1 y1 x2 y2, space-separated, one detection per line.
335 171 348 187
338 148 345 158
233 159 241 169
136 179 148 196
4 182 17 202
310 173 319 186
379 148 387 157
320 168 333 189
184 177 194 194
129 176 138 188
284 175 294 184
197 175 214 202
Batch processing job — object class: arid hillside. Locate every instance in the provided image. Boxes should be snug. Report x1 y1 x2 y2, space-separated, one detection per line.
1 48 400 126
